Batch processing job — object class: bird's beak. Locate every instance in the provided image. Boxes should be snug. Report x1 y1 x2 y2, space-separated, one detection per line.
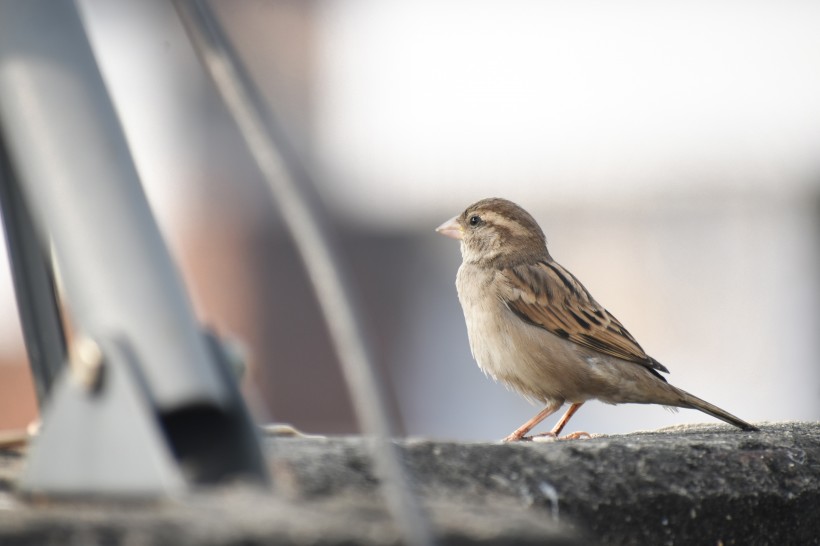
435 216 463 240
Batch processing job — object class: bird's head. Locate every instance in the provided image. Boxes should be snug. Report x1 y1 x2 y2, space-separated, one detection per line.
436 198 549 266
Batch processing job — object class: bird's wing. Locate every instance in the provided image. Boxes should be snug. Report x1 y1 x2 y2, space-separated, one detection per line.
499 260 669 376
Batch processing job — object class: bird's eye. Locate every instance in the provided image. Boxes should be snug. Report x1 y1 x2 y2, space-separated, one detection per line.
469 215 481 226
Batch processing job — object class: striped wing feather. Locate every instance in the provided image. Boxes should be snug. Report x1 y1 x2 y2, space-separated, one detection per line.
501 260 669 375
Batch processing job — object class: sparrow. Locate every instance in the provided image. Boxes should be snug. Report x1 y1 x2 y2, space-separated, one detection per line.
436 197 758 441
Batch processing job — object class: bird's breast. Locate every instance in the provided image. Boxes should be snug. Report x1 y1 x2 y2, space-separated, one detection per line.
455 265 508 376
456 265 556 399
455 263 612 404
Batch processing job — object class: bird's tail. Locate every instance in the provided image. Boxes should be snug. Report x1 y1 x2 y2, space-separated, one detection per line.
673 387 759 431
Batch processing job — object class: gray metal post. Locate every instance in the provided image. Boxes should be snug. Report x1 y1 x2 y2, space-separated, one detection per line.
0 131 66 403
0 0 268 494
0 0 225 412
175 2 435 544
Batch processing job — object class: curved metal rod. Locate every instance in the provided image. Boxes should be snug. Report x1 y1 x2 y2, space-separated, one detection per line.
173 2 435 545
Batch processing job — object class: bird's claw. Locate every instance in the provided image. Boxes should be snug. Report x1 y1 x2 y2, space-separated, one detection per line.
559 431 592 440
502 430 591 443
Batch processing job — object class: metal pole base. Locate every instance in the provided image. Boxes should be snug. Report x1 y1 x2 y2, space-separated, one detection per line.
20 333 270 496
21 338 185 496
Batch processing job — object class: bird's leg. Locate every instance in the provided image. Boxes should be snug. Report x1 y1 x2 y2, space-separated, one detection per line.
502 401 562 442
551 402 584 436
531 402 591 441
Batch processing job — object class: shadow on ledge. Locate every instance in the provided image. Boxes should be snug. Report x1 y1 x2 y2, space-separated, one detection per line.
1 421 817 545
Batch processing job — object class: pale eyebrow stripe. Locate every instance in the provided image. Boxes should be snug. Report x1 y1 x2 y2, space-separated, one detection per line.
480 211 529 236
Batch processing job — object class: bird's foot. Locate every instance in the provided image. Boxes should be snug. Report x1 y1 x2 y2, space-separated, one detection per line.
527 431 591 442
501 428 591 443
560 431 592 440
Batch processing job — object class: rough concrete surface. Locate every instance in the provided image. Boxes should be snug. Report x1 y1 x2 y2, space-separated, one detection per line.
0 421 818 545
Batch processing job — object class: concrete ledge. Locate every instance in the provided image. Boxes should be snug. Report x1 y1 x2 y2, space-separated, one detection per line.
1 421 818 544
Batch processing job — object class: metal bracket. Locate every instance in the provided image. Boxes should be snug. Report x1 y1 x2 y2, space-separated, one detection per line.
21 337 185 495
22 333 267 495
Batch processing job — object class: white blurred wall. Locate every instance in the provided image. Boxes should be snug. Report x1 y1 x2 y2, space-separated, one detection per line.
313 1 820 226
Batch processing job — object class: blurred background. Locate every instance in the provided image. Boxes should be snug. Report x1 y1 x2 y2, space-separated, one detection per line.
1 0 819 439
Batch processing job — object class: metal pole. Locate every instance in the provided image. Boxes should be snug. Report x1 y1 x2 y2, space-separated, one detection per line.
173 2 436 544
0 0 268 493
0 129 66 403
0 0 226 412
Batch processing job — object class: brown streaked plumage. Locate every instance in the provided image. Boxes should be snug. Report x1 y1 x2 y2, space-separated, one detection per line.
436 197 758 441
